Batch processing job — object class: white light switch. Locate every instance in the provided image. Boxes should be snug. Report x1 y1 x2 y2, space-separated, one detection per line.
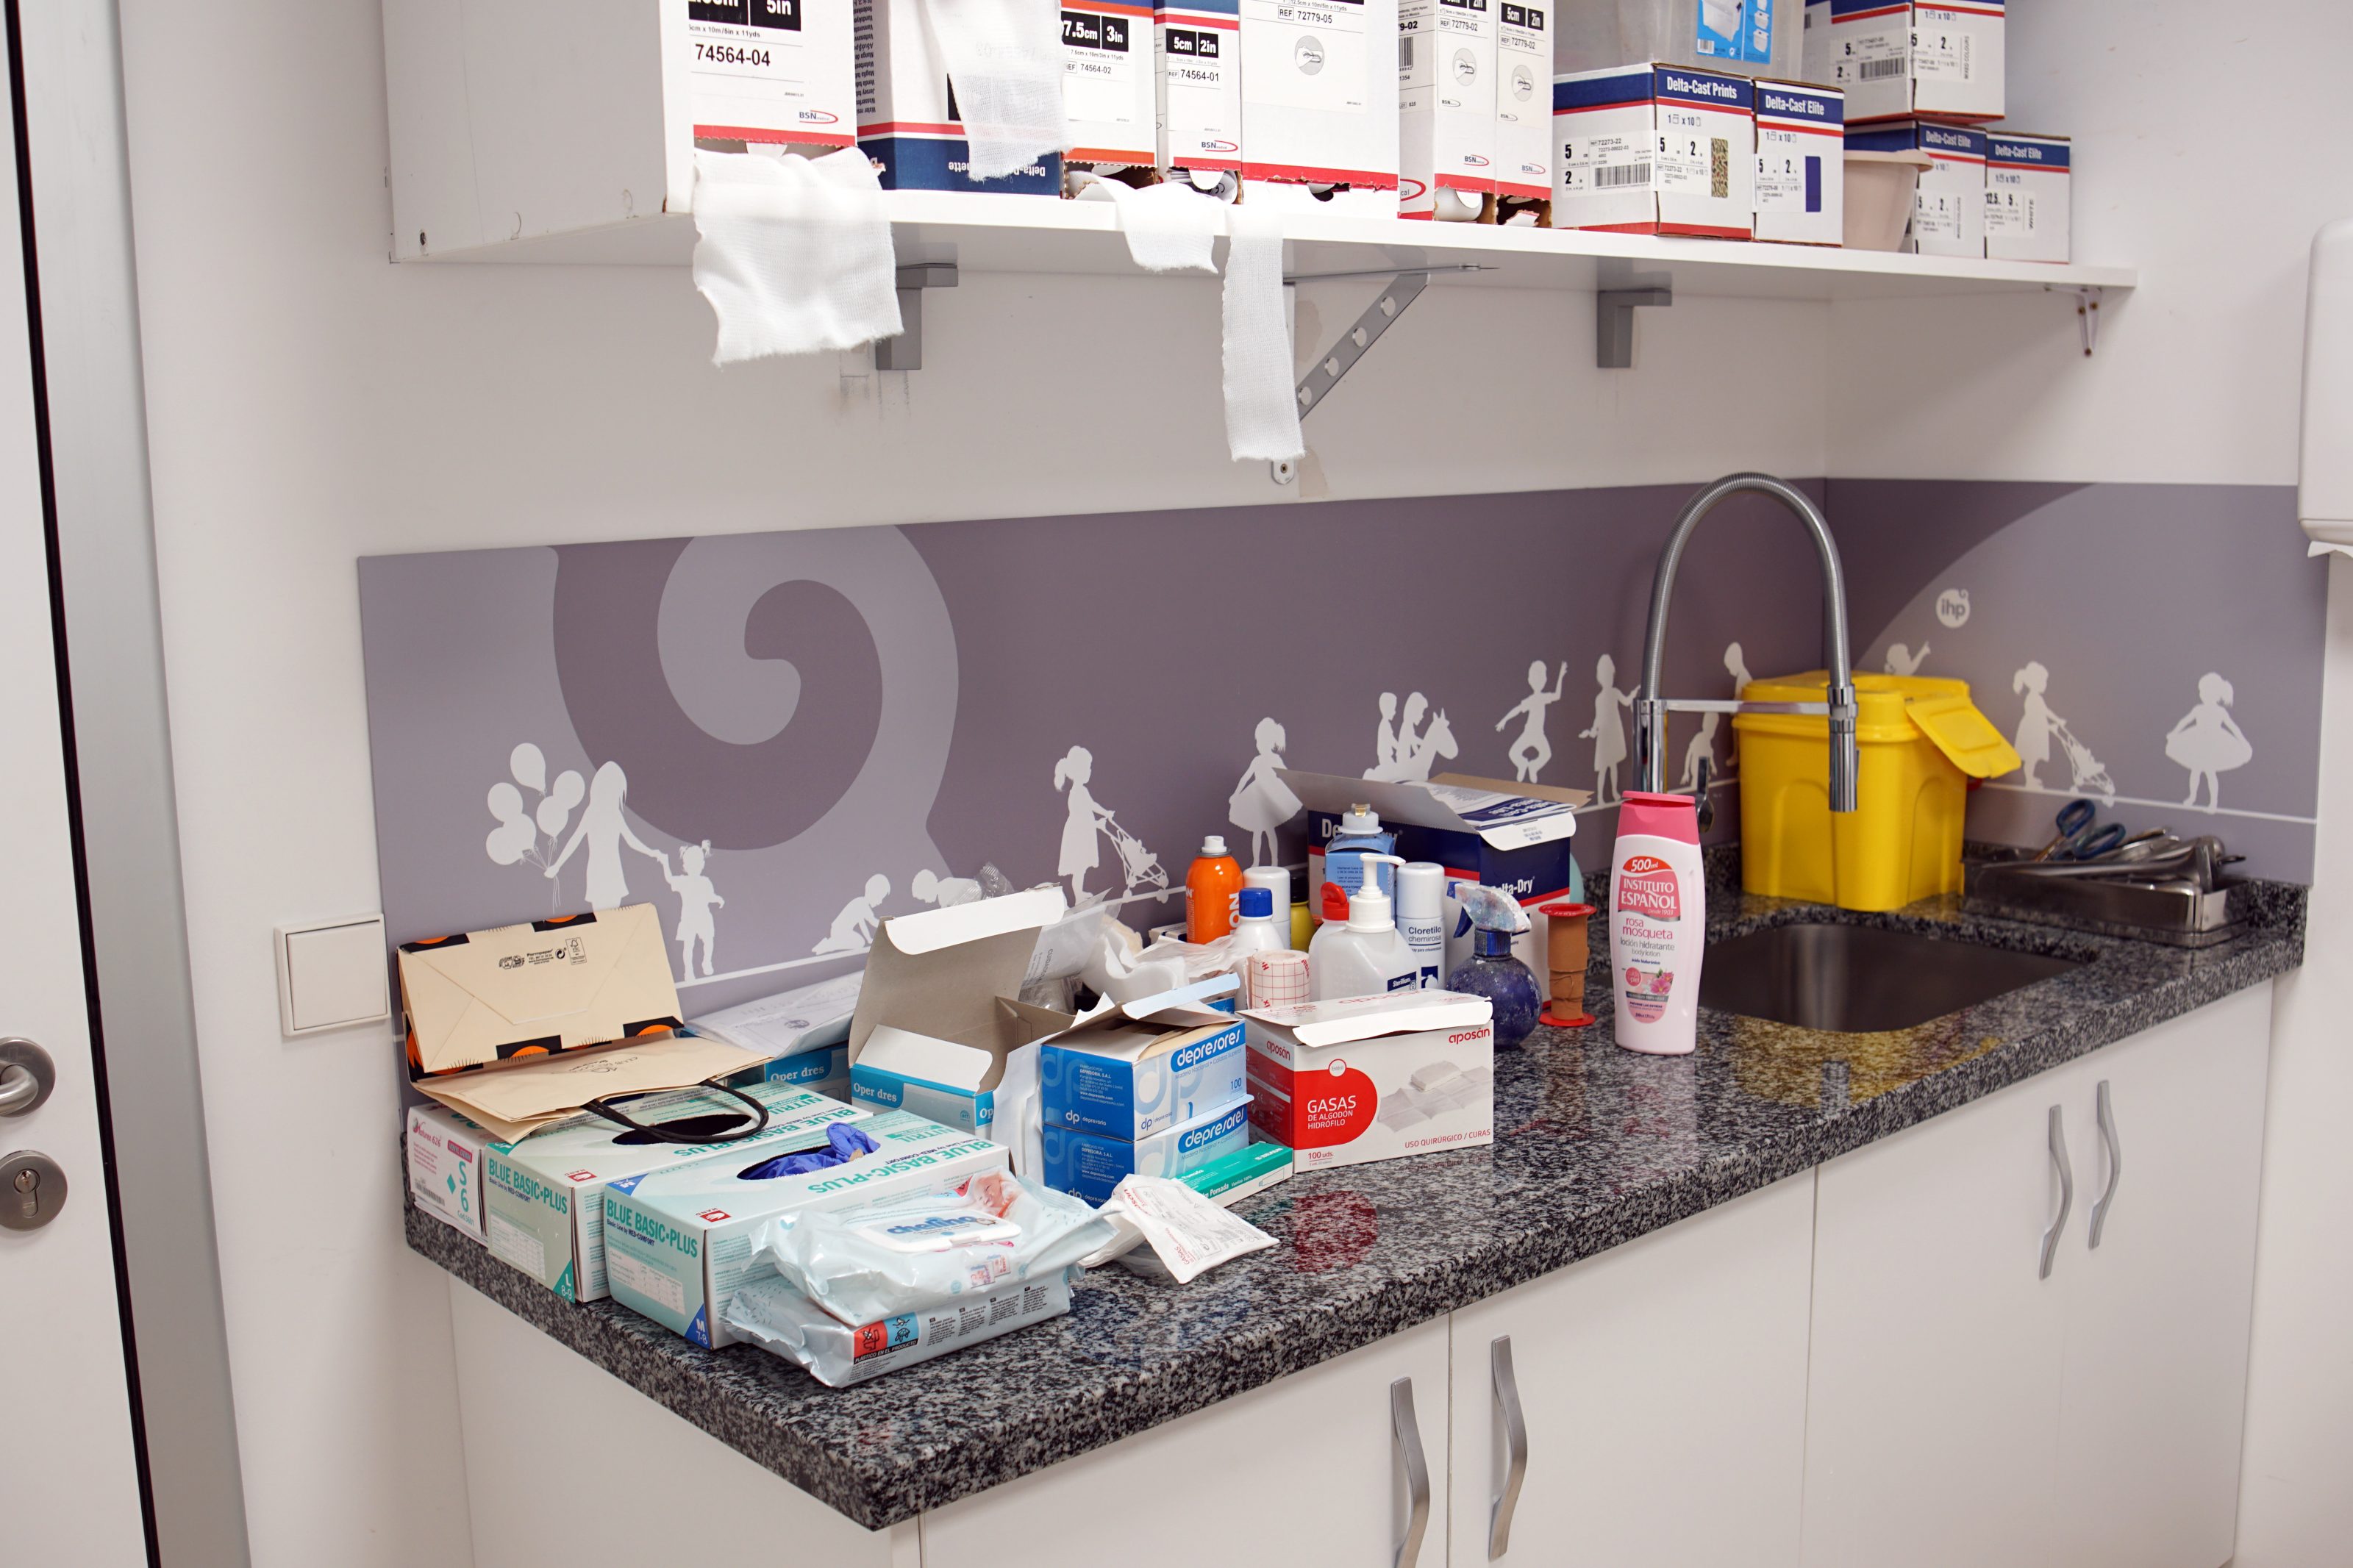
276 916 391 1037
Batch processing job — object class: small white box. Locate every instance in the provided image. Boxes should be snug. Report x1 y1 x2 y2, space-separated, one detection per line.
1984 131 2068 264
1064 0 1160 168
1827 0 2002 125
406 1103 499 1242
1851 118 1982 256
275 915 389 1037
854 0 1062 191
1753 77 1843 245
1492 0 1553 210
1399 0 1497 220
1156 0 1244 175
1244 991 1493 1172
1238 0 1400 191
1552 63 1754 238
675 0 857 149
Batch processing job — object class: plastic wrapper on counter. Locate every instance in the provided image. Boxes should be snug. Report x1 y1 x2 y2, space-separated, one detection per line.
1076 1173 1276 1284
724 1270 1076 1388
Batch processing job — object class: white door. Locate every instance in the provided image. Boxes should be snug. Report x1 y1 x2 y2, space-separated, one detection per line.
0 35 150 1567
1448 1173 1815 1568
2055 987 2272 1568
923 1316 1450 1568
1803 1072 2074 1568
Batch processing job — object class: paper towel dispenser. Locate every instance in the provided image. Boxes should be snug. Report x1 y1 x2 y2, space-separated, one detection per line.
2300 218 2353 554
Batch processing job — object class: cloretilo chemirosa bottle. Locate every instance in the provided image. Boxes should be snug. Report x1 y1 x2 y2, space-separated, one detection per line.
1607 792 1705 1056
1186 835 1244 942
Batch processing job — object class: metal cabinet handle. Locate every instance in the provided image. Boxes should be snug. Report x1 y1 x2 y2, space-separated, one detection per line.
2040 1103 2074 1280
1391 1376 1432 1568
2089 1079 2122 1249
1489 1336 1529 1559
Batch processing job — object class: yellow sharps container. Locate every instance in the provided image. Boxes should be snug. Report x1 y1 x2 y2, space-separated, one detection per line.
1733 672 2022 912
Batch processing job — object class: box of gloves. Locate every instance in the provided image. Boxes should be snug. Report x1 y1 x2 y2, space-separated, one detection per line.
1243 990 1493 1171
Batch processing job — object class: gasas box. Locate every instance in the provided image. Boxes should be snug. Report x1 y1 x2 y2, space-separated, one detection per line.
1849 118 1982 256
1984 131 2068 264
600 1109 1007 1347
480 1083 863 1302
1824 0 2002 125
854 0 1063 191
672 0 857 150
1157 0 1243 174
1752 77 1843 245
1399 0 1497 220
1238 0 1400 192
1244 991 1493 1171
1552 63 1754 239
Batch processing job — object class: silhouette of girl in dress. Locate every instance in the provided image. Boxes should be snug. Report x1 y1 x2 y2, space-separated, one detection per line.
1227 718 1302 867
2165 673 2252 812
545 761 669 910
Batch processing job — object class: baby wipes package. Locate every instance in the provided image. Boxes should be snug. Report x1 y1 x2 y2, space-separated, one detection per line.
1244 990 1493 1171
1039 1094 1252 1205
481 1082 864 1302
601 1109 1007 1347
1039 992 1246 1140
724 1268 1076 1387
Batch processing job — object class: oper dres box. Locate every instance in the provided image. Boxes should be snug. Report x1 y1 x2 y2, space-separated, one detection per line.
1552 63 1754 238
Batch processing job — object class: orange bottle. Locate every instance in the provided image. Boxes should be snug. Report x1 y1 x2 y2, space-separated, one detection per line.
1185 836 1244 943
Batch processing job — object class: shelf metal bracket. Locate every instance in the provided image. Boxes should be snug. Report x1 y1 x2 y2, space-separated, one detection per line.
2048 284 2102 357
1596 285 1673 369
1270 268 1478 484
874 262 960 372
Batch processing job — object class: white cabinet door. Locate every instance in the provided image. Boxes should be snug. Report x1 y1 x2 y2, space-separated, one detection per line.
1446 1173 1815 1568
924 1315 1449 1568
1804 1070 2075 1568
2054 986 2271 1568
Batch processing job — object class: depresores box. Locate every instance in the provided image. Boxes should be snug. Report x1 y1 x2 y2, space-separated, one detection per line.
1039 1095 1254 1204
1040 1006 1247 1140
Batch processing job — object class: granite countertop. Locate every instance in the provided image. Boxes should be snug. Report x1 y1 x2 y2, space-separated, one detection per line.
406 874 2305 1529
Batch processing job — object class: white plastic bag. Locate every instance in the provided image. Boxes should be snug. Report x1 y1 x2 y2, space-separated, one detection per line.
1077 1174 1275 1284
724 1270 1074 1387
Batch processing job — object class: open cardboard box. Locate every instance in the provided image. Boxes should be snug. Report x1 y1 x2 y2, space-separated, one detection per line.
847 887 1074 1175
1038 975 1246 1142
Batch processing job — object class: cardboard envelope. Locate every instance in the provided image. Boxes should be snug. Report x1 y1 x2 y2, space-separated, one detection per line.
399 903 684 1078
413 1034 766 1145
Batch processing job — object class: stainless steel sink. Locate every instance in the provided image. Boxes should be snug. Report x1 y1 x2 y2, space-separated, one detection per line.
1699 923 2082 1034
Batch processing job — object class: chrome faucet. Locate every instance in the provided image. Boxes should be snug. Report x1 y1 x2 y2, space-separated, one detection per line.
1635 473 1859 813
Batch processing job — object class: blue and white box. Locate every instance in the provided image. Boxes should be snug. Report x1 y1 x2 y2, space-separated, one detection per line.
1551 64 1754 238
852 0 1062 192
1984 131 2068 264
1826 0 2002 126
1849 118 1982 257
1040 1095 1254 1205
1040 998 1247 1140
1753 77 1842 245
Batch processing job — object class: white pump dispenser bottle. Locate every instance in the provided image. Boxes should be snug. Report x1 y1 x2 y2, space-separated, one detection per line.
1308 853 1421 1000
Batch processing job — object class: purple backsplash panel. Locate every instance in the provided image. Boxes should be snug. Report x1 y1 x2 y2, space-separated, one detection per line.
356 478 2322 1017
357 482 1832 1014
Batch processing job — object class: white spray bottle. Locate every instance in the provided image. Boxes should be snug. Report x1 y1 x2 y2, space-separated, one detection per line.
1607 792 1705 1055
1309 853 1419 1000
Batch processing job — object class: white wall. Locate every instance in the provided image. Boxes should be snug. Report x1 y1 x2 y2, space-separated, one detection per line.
110 3 1826 1562
1820 7 2353 1564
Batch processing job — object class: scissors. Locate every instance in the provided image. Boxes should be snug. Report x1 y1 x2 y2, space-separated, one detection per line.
2035 798 2128 862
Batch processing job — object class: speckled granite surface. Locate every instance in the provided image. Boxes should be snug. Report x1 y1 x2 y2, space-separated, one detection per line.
406 876 2304 1529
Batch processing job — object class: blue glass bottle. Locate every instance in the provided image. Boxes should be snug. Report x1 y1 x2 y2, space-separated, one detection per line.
1452 928 1543 1050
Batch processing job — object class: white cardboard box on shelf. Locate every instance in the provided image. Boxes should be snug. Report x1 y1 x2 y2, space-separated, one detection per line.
853 0 1063 192
1801 0 1832 84
1399 0 1498 220
1238 0 1400 195
1492 0 1554 210
1063 0 1160 168
1243 990 1493 1171
1157 0 1245 175
1552 63 1754 238
1752 77 1843 245
1827 0 2003 125
1984 131 2069 264
1850 118 1982 257
676 0 857 149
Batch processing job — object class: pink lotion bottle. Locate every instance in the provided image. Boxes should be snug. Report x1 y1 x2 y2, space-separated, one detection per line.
1607 792 1706 1056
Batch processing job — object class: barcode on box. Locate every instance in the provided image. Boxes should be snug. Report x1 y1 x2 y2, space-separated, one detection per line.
1593 162 1652 189
1857 57 1906 80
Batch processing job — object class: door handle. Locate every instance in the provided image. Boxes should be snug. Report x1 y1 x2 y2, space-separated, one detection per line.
0 1039 57 1117
2088 1079 2122 1249
1489 1336 1529 1559
2040 1103 2074 1280
1391 1376 1431 1568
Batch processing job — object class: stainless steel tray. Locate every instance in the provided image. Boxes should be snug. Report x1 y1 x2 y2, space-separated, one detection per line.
1963 856 2250 948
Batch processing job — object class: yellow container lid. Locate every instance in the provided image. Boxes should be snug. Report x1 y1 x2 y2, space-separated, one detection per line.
1731 670 2022 778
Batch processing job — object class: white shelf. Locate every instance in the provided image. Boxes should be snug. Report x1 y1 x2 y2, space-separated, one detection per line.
417 190 2136 301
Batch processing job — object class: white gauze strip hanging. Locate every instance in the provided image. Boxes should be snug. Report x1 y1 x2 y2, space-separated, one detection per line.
918 0 1067 182
690 148 901 364
1221 202 1303 462
1071 173 1224 273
